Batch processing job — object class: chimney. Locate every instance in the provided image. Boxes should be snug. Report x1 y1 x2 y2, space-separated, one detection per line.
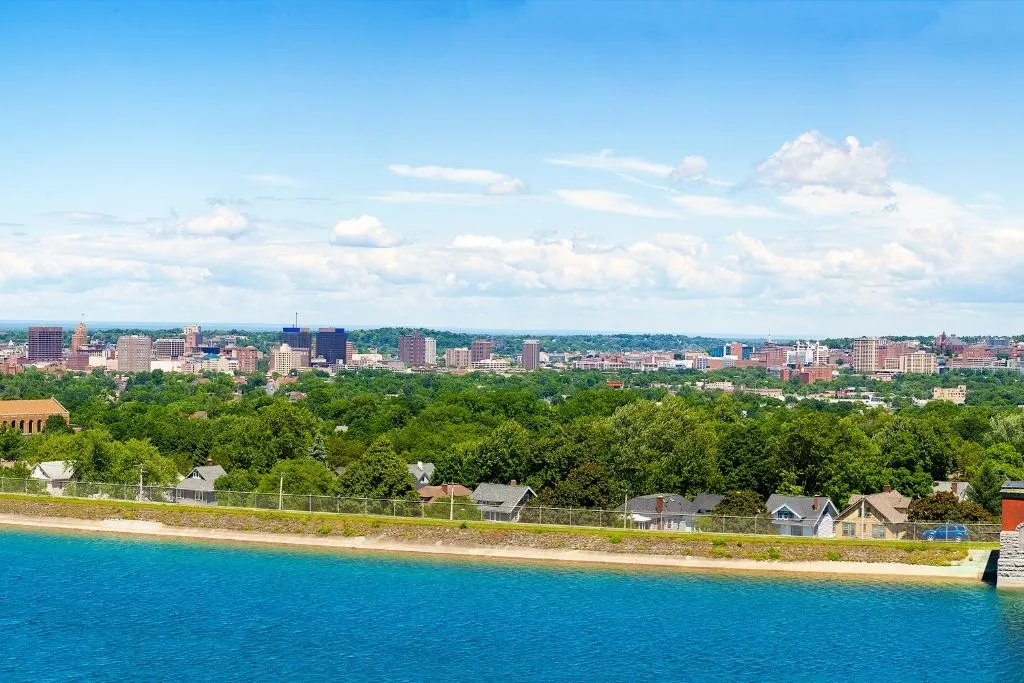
812 496 820 511
205 457 213 466
417 461 423 470
951 481 958 494
882 484 892 493
656 496 665 513
441 483 449 495
510 480 517 487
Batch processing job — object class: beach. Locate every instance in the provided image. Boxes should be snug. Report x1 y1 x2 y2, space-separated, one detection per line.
0 512 994 581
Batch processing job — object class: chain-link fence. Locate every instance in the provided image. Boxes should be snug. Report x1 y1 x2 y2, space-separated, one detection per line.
0 475 1002 542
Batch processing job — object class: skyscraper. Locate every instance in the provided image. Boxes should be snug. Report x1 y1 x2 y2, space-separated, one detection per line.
522 339 540 370
852 337 880 373
316 328 348 365
281 327 312 351
27 326 63 362
183 324 202 355
470 339 494 363
445 348 470 368
424 337 437 366
71 322 88 352
116 335 153 373
398 332 426 366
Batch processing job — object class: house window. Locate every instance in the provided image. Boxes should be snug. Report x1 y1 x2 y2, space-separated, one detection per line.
842 523 856 537
871 524 885 539
776 509 794 520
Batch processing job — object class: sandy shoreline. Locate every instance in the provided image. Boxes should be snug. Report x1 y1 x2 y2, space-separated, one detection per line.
0 512 995 581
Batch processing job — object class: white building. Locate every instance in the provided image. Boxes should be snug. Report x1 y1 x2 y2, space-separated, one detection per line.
269 343 310 375
899 351 938 374
424 337 437 366
852 337 880 373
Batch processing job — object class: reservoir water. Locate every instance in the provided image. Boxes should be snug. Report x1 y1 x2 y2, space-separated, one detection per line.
2 529 1024 682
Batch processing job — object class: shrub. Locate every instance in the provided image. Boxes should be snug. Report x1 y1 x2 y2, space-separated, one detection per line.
712 538 726 547
767 547 781 560
459 521 469 530
826 551 841 561
608 534 623 544
317 524 332 535
341 526 358 537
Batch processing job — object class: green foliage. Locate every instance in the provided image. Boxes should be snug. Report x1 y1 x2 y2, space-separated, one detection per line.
969 461 1004 515
714 490 768 516
908 492 996 522
339 436 417 499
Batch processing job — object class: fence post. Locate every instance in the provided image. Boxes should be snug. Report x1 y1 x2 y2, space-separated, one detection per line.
569 507 573 527
364 498 368 515
393 500 397 518
539 506 543 525
308 494 312 512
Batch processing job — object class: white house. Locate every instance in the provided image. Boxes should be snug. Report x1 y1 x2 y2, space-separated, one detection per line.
766 494 837 538
30 461 74 495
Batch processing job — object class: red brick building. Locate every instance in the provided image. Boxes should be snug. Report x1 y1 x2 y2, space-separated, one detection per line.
798 366 834 384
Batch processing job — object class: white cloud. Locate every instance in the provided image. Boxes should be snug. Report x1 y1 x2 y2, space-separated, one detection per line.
387 164 529 196
755 130 892 197
370 191 498 205
776 185 894 216
547 150 674 176
553 189 677 218
671 194 781 219
668 155 710 183
330 215 406 248
244 173 299 187
181 205 252 239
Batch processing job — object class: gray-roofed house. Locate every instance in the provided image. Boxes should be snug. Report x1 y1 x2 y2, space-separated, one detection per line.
616 493 724 531
471 483 535 522
30 461 74 495
835 486 911 540
932 480 973 503
174 465 227 505
408 462 435 488
766 494 837 538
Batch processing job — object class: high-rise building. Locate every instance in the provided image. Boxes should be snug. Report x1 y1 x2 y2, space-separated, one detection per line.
398 332 426 366
424 337 437 366
522 340 541 370
899 351 938 375
315 328 348 365
852 337 880 373
154 338 186 359
445 347 470 368
281 327 312 351
71 322 88 352
117 335 153 373
183 324 202 355
346 341 356 361
236 346 259 374
27 326 63 362
471 339 494 363
270 343 310 374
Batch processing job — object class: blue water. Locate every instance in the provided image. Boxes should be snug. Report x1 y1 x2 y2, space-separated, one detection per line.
2 531 1024 682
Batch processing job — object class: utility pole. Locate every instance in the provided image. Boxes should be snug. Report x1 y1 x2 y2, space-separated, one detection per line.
448 483 455 522
623 492 629 529
137 464 146 502
278 476 284 511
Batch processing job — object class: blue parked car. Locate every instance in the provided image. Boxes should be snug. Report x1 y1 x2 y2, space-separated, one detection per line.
922 524 969 542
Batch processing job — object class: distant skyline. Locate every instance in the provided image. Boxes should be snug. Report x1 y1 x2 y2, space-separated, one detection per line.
3 1 1024 335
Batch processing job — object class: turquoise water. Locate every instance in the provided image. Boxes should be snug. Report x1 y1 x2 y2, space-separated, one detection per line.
2 530 1024 682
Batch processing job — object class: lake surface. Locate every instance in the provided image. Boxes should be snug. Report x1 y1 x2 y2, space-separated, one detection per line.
2 529 1024 682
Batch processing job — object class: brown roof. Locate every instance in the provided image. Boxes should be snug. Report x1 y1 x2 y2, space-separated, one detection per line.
418 484 473 502
842 490 911 525
0 398 69 418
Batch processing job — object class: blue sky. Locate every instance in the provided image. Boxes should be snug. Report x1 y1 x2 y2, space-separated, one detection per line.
2 0 1024 335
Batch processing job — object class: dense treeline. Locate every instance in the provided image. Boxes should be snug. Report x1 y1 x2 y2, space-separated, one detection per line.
1 368 1023 516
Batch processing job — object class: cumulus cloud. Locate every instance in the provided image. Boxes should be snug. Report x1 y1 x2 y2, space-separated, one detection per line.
387 164 529 196
244 173 299 187
178 205 252 239
755 130 892 197
553 189 677 218
330 215 406 248
671 194 780 219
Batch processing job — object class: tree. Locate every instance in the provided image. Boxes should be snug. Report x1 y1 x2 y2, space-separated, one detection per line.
339 436 417 499
44 414 72 434
969 461 1004 515
307 433 328 464
258 457 340 496
908 491 996 522
538 462 624 510
714 490 767 517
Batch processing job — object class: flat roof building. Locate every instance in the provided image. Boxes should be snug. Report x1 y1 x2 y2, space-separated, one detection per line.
27 326 63 362
117 335 153 373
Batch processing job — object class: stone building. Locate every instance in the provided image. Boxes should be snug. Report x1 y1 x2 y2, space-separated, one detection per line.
998 481 1024 590
0 398 70 435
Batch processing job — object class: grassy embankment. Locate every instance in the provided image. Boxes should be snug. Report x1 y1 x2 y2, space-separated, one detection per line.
0 493 988 566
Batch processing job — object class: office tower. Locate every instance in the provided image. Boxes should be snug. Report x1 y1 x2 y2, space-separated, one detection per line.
116 335 153 372
316 328 348 365
470 339 494 363
445 348 470 368
154 338 186 359
852 337 880 373
27 326 63 362
424 337 437 366
270 344 310 374
346 341 356 361
522 339 540 370
183 324 202 355
236 346 259 373
71 322 88 352
281 327 312 351
398 332 426 366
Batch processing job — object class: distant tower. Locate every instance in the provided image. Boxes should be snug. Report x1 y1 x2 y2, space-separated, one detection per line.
184 324 202 355
72 321 88 352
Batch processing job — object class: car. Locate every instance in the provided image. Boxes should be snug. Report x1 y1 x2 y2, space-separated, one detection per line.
922 523 969 542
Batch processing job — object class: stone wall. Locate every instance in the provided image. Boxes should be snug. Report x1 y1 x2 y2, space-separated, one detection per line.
998 527 1024 589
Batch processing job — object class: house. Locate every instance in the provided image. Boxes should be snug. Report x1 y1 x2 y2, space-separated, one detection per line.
470 482 536 522
418 483 473 504
407 462 435 488
30 461 74 495
835 486 911 539
932 480 973 503
174 464 227 504
617 493 724 531
766 494 837 538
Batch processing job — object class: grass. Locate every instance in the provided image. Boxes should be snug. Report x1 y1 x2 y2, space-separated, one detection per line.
0 492 996 558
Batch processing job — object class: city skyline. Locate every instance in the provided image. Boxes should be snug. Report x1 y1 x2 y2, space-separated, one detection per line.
4 2 1024 335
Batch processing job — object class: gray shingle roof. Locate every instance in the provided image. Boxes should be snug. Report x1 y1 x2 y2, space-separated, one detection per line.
33 461 73 482
408 462 435 485
767 494 836 527
471 483 534 514
175 465 226 492
617 493 723 516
